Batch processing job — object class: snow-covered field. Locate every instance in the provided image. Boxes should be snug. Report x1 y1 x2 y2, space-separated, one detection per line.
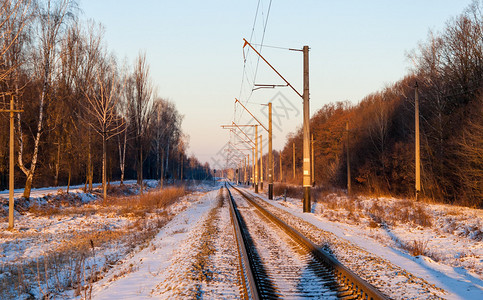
1 181 482 299
259 188 483 299
0 180 219 299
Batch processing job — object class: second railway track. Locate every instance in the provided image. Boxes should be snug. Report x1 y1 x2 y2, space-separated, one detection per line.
225 183 388 300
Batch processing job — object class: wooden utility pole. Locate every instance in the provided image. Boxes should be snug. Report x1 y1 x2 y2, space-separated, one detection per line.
293 142 295 180
415 82 421 201
279 150 283 182
346 122 351 196
0 94 23 230
268 102 274 199
254 125 259 193
259 135 263 191
245 156 248 184
311 134 315 187
302 46 311 213
251 148 255 187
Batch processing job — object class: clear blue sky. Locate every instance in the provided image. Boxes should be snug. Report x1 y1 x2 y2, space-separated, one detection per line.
80 0 472 166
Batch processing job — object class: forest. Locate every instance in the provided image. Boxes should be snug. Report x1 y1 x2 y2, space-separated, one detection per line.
0 0 212 198
279 1 482 207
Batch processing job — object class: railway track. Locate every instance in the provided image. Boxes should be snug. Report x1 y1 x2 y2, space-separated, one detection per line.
225 183 388 300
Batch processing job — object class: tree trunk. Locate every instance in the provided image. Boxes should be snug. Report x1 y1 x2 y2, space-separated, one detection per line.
87 133 93 192
54 137 61 186
108 156 111 188
118 126 127 185
156 140 160 181
180 155 183 182
23 172 33 199
165 142 170 182
67 166 71 193
139 144 143 195
160 149 165 189
102 133 107 201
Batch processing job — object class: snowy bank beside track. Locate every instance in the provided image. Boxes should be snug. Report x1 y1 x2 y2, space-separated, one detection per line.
243 186 483 299
0 180 217 299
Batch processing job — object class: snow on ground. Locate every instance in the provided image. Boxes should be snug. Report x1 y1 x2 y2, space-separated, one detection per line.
247 186 483 300
0 180 136 201
91 186 242 299
0 180 219 299
2 180 481 299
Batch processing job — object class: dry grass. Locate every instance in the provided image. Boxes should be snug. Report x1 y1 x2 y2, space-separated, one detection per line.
368 200 386 227
105 187 185 211
0 214 169 299
1 185 187 299
400 239 430 257
387 199 432 227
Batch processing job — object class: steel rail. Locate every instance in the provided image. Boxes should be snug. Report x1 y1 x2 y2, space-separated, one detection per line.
225 184 261 299
230 184 389 300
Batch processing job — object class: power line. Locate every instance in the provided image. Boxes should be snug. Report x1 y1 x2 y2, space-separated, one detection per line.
237 0 273 125
249 0 261 43
239 0 261 101
247 0 272 105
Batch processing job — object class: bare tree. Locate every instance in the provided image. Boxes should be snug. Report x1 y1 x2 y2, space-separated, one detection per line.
116 65 128 185
127 52 152 194
83 55 124 200
0 0 32 84
455 94 483 206
78 20 103 191
17 0 74 198
151 98 182 188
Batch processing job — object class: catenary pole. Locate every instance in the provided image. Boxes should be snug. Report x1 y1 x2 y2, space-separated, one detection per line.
302 46 311 213
268 102 274 199
243 39 311 212
254 125 259 193
260 134 263 191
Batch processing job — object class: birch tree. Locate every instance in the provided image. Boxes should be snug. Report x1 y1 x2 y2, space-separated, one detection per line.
17 0 74 198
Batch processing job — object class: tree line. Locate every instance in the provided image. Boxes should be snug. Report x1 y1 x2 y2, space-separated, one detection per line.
279 1 482 207
0 0 212 198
